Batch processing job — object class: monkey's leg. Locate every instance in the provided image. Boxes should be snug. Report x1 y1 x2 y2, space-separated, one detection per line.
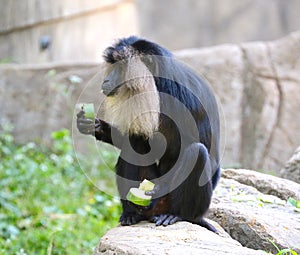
119 200 146 226
173 143 216 232
149 143 216 231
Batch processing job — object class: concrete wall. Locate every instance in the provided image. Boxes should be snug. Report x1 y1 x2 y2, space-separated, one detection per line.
1 1 300 63
0 0 138 63
137 0 300 50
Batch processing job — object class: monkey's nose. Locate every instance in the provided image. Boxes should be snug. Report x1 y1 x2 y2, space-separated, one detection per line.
101 80 120 96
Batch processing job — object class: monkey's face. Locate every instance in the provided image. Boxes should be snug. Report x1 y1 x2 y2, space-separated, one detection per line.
101 57 160 137
101 58 154 96
101 63 125 96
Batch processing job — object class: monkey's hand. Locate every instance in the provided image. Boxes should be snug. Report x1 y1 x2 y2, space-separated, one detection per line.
127 183 169 215
127 200 153 215
77 110 101 136
145 183 169 198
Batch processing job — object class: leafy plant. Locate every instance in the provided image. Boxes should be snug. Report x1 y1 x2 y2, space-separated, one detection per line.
0 124 121 255
268 239 299 255
288 198 300 208
0 57 15 64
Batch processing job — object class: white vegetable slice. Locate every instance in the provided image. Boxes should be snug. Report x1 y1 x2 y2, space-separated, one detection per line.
126 188 152 206
139 179 155 191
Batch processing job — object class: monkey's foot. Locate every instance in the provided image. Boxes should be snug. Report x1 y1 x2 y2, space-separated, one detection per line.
120 213 144 226
150 214 182 226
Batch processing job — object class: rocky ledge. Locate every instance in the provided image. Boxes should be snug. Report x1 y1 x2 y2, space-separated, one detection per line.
94 169 300 255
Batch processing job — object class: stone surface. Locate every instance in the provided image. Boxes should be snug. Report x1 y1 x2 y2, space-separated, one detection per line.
221 168 300 200
95 222 265 255
94 169 300 255
281 146 300 184
208 170 300 254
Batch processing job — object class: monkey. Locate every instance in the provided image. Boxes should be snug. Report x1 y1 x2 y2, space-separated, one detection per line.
77 36 220 232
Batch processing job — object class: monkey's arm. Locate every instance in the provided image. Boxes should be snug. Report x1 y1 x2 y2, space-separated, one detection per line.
77 110 122 148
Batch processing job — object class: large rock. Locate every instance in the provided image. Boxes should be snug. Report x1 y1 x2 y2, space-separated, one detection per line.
208 169 300 254
94 170 300 255
95 222 265 255
1 32 300 173
221 168 300 200
280 146 300 184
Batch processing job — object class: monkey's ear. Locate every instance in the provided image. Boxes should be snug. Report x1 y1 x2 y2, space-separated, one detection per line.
103 46 135 64
103 36 141 64
112 50 125 62
103 47 128 63
103 47 116 63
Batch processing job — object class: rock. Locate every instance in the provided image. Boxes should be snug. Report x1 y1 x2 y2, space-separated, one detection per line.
93 169 300 254
207 170 300 254
280 146 300 184
94 222 265 255
221 168 300 200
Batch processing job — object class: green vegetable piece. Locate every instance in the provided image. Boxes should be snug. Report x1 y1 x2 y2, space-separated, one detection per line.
139 179 155 191
288 197 300 208
126 188 152 206
83 104 95 119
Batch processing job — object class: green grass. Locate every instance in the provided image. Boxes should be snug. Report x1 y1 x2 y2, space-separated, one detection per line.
268 239 299 255
0 124 121 255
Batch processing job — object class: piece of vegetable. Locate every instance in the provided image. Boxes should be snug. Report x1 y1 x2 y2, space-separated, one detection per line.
76 103 95 119
139 179 155 191
288 197 300 208
126 179 155 206
83 103 95 119
126 188 152 206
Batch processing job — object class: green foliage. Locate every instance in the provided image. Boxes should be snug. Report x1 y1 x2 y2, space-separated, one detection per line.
0 125 121 255
0 57 15 64
268 239 299 255
288 197 300 210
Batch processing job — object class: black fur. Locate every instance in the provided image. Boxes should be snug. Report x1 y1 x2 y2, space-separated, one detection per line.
77 36 220 232
103 36 172 64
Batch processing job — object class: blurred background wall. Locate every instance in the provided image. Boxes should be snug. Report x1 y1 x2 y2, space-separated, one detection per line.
0 0 138 63
1 0 300 63
137 0 300 50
